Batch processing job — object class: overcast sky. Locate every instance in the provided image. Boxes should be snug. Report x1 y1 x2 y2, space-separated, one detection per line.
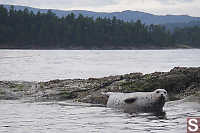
1 0 200 17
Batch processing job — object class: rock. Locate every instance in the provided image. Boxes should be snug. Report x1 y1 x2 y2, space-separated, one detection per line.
0 67 199 104
0 81 34 100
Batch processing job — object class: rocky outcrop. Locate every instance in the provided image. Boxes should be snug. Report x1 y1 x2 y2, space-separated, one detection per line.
0 81 34 100
0 67 200 104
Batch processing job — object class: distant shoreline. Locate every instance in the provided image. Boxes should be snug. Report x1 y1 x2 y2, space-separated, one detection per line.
1 5 200 50
0 44 197 50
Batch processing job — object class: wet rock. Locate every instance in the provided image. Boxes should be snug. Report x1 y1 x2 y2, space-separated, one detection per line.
0 67 199 104
0 81 34 100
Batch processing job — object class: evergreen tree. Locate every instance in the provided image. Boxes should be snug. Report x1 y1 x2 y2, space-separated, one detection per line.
0 5 199 49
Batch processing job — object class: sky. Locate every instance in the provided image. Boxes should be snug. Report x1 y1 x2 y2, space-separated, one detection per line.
0 0 200 17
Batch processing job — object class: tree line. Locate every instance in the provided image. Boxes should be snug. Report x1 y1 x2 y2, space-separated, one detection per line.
0 5 199 49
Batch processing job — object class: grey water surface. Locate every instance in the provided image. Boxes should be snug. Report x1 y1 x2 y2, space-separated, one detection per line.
0 100 200 133
0 49 200 133
0 49 200 81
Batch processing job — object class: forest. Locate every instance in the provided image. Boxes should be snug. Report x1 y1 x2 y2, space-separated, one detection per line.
0 5 200 49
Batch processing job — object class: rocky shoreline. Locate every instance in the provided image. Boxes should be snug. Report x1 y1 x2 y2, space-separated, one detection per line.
0 67 200 104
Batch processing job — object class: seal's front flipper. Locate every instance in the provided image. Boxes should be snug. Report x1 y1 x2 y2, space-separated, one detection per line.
124 97 137 104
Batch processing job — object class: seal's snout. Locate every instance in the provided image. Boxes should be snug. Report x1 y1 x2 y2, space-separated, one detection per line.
160 93 166 99
160 94 166 101
154 89 167 102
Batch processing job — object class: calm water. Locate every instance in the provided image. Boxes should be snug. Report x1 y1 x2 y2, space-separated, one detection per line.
0 49 200 133
0 49 200 81
0 100 200 133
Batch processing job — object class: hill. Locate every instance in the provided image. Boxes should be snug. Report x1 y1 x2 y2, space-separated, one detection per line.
2 4 200 25
1 5 200 49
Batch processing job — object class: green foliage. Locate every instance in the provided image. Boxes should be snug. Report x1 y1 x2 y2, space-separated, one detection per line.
173 26 200 47
0 6 199 49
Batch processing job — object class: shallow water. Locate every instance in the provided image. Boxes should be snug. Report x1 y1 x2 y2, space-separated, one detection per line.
0 49 200 81
0 100 199 133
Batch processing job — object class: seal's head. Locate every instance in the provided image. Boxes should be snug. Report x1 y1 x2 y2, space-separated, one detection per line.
153 89 167 103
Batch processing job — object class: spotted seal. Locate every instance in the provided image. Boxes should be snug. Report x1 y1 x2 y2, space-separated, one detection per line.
106 89 167 113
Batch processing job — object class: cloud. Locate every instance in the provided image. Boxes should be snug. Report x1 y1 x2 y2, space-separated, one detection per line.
154 0 200 16
1 0 119 9
156 0 195 5
106 0 199 16
0 0 199 17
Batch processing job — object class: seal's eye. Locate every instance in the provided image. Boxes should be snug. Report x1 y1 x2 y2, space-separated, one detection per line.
156 91 160 93
164 92 167 94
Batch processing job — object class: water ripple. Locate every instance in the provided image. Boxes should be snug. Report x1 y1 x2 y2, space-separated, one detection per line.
0 100 199 133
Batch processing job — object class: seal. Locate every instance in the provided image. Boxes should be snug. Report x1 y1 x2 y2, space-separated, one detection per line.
106 89 167 113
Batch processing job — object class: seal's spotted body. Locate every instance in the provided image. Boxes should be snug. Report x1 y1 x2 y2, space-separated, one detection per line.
106 89 167 113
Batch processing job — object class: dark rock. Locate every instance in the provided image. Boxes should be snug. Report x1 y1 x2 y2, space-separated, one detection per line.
0 67 199 104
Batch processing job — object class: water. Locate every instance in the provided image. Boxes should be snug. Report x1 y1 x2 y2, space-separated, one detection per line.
0 49 200 81
0 100 200 133
0 49 200 133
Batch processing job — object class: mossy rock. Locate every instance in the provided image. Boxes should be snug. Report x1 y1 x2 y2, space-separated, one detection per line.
57 91 77 100
0 89 5 95
14 84 24 91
